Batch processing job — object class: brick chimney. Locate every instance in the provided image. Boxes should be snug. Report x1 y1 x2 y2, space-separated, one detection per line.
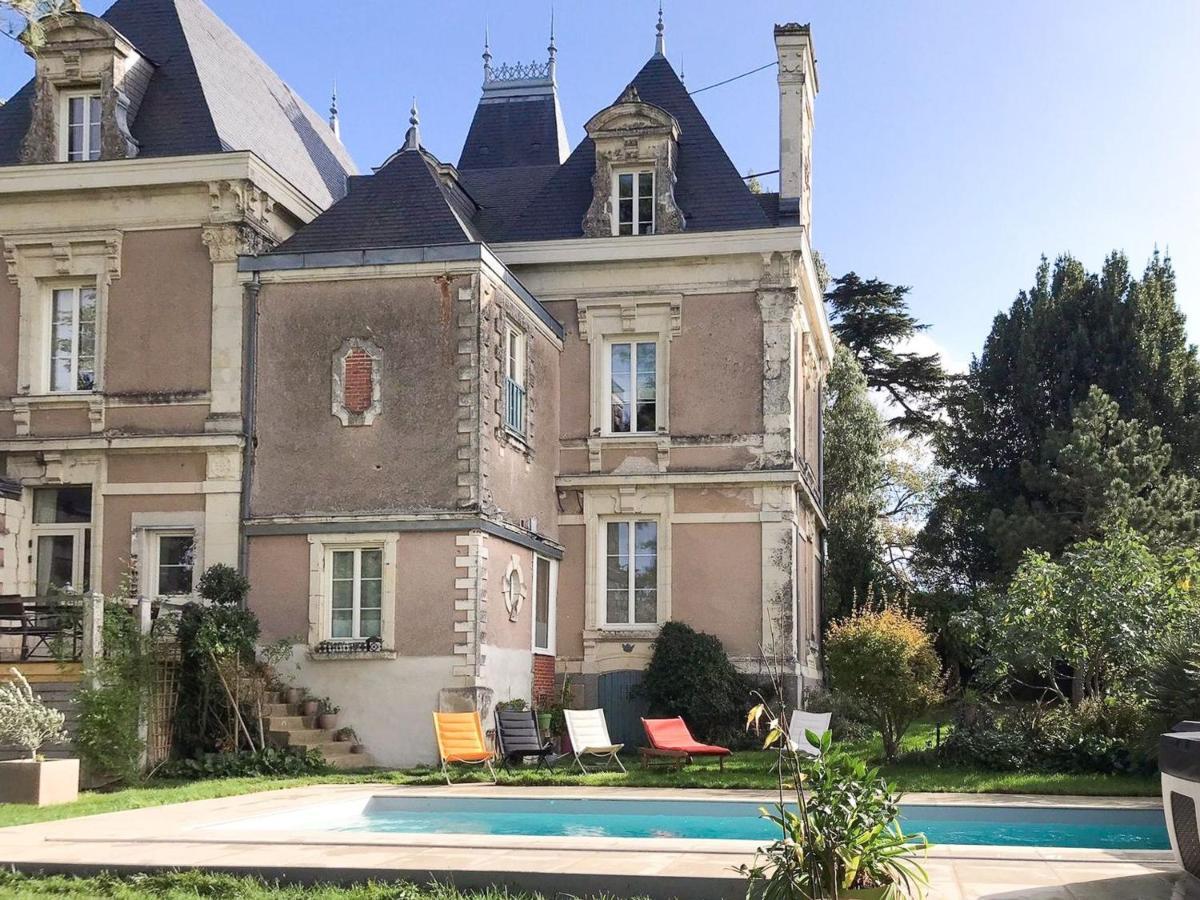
774 24 818 230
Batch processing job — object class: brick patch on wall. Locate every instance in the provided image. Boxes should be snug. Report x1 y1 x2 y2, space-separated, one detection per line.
342 349 374 414
532 653 556 705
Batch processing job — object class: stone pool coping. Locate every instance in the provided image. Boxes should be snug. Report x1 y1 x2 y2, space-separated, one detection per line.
0 783 1181 900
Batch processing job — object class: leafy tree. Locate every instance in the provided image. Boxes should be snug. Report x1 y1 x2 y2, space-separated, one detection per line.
928 251 1200 583
1 0 76 50
822 343 887 621
825 273 946 434
976 525 1200 704
825 603 944 760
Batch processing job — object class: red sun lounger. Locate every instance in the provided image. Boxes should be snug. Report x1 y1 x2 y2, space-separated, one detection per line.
641 717 732 770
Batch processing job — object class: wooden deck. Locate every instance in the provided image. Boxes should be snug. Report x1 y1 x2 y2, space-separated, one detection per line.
0 660 83 683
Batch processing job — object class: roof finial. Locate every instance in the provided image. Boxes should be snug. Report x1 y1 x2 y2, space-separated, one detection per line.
328 80 340 140
547 4 557 81
654 0 665 57
403 97 420 151
483 21 493 80
679 52 684 83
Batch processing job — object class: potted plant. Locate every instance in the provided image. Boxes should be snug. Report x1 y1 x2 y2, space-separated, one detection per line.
0 668 76 806
741 703 929 899
333 727 357 743
317 697 340 730
301 695 320 718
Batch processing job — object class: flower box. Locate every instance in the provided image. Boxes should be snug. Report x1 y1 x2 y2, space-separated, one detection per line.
0 758 80 806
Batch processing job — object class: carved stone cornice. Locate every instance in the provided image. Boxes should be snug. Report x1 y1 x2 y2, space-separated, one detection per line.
207 179 276 230
3 230 123 285
200 222 274 263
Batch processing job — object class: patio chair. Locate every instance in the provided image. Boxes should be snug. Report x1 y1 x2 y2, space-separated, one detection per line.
787 709 833 757
641 717 731 770
563 708 625 773
494 707 558 772
432 711 496 785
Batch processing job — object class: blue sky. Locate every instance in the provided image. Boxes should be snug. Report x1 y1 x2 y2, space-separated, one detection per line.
4 0 1198 363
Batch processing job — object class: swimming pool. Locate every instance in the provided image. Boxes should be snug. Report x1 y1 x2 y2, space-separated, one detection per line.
216 796 1170 850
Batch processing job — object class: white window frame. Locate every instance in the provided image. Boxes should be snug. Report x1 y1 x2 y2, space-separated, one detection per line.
30 486 93 596
45 283 99 394
599 517 660 630
502 320 527 436
603 336 660 436
307 532 398 655
58 90 103 162
145 530 196 601
531 554 558 655
327 545 384 641
612 168 655 236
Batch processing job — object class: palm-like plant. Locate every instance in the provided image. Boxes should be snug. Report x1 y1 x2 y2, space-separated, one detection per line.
740 704 928 899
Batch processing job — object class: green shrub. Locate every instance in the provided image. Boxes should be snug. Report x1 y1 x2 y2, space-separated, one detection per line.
940 698 1154 774
826 604 944 760
157 746 327 780
637 621 751 744
197 563 251 606
1142 623 1200 727
801 686 874 742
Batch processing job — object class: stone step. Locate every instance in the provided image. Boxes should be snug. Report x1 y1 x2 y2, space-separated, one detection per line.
269 728 328 746
262 715 317 731
326 751 373 770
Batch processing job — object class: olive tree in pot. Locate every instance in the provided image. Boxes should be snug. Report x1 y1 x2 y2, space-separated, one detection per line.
0 668 75 806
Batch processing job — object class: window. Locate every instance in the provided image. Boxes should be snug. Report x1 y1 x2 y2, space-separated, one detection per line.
608 340 656 433
603 519 658 626
32 486 92 595
61 92 102 162
151 532 195 598
328 547 383 640
48 285 97 392
614 170 654 235
532 554 557 653
503 322 526 435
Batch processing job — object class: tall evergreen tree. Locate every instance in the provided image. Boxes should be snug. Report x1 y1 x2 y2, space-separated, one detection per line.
822 343 887 621
927 251 1200 582
825 273 946 434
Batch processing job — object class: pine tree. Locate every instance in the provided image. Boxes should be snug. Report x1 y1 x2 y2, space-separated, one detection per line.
824 273 946 434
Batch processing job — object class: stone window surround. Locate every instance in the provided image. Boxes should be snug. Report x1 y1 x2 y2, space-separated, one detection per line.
576 294 682 449
306 531 398 658
582 483 673 639
4 231 122 437
130 510 205 602
331 337 382 427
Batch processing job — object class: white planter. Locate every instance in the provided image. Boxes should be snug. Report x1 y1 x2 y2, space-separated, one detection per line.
0 758 80 806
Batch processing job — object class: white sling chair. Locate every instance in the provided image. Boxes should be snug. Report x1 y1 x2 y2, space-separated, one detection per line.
564 708 626 773
788 709 833 757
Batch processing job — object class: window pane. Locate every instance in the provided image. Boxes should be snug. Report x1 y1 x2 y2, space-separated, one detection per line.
638 172 654 197
158 535 193 567
607 520 628 558
359 609 382 638
331 550 353 579
635 372 656 402
636 342 656 374
51 358 73 392
68 97 83 127
158 564 192 596
636 401 656 432
33 487 92 524
634 589 657 624
360 549 382 579
359 578 382 610
618 173 633 199
36 535 76 594
331 579 353 609
88 97 101 125
610 343 632 433
331 609 353 638
88 97 101 160
534 557 550 648
606 589 628 625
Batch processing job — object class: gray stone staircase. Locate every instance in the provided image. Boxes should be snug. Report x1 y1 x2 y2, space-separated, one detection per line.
261 693 373 770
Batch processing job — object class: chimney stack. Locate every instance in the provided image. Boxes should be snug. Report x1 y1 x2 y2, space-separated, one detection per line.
774 23 817 230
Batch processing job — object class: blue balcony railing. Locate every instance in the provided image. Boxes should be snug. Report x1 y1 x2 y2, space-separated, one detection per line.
505 377 526 436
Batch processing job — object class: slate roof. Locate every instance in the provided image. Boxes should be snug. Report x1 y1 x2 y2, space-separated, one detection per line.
495 54 771 241
458 93 567 170
271 147 479 255
0 0 356 208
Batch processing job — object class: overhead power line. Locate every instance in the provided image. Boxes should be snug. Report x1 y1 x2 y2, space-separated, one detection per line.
687 60 778 96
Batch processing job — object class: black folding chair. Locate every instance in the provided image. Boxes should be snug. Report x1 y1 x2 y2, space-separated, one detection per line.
494 707 559 772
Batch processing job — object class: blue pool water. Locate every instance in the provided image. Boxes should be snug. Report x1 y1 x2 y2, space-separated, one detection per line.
320 797 1169 850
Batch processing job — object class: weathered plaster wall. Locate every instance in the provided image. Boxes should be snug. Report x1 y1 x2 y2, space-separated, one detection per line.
483 536 534 652
556 524 586 660
669 292 762 437
672 522 763 658
541 299 589 441
107 453 208 484
246 534 310 639
250 276 463 517
105 229 213 396
0 276 18 397
101 493 205 595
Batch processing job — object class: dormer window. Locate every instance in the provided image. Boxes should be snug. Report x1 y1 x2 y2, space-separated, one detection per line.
60 91 102 162
616 170 655 236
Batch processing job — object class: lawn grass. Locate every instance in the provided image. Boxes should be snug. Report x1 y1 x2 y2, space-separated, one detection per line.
0 870 539 900
0 718 1158 831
